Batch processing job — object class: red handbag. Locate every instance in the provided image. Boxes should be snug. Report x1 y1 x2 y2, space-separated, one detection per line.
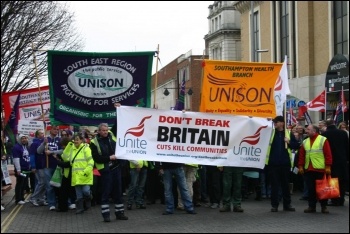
315 174 340 200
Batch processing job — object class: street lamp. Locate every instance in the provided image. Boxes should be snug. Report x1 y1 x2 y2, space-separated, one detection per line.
163 87 193 96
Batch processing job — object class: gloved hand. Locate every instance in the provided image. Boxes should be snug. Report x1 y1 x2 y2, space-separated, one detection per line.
298 166 304 175
325 165 331 175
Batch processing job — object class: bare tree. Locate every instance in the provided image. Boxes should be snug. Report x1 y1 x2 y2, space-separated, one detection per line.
1 1 84 93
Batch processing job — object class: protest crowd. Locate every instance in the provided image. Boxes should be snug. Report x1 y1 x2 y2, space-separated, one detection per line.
1 114 348 221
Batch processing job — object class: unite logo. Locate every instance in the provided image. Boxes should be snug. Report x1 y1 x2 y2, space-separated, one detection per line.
232 125 268 159
118 115 152 152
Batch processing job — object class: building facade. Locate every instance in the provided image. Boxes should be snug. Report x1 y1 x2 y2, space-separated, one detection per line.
204 1 242 61
233 1 349 124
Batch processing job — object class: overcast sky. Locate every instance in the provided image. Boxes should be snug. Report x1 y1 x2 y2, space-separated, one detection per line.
67 1 213 74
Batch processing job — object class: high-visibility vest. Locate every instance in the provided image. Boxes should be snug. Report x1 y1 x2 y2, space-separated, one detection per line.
302 135 327 169
265 129 293 167
129 160 148 168
91 131 116 170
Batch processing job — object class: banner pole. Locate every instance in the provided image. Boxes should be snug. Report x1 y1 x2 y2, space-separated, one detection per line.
154 44 160 108
31 42 46 124
31 42 48 168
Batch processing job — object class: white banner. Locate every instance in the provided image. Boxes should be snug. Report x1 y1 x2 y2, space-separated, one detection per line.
18 120 45 137
116 106 273 169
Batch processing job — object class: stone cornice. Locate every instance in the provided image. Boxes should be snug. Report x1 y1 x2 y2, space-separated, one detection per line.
234 1 263 14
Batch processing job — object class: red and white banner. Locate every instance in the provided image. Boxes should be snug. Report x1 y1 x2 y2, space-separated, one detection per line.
306 90 326 112
341 88 348 112
2 86 50 123
116 106 273 169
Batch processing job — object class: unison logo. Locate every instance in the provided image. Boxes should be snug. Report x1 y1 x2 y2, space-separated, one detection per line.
67 65 134 98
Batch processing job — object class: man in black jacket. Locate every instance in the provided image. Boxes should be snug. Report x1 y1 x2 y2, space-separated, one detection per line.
322 119 349 206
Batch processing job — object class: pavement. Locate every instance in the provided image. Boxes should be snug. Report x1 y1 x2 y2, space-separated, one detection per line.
1 164 349 233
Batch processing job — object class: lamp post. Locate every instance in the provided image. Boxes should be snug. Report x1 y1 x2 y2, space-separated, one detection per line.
163 87 193 96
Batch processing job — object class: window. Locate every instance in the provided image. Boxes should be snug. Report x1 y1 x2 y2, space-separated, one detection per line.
280 1 289 61
253 11 259 62
334 1 348 55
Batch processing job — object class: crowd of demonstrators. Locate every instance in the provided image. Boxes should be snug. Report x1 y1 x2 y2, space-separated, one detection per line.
2 113 349 217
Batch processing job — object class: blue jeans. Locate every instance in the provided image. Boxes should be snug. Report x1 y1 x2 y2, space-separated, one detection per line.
127 168 147 205
163 167 194 213
30 169 46 202
44 168 56 207
75 185 91 200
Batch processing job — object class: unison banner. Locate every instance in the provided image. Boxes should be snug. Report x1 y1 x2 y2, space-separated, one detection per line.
48 51 154 126
199 60 282 118
2 86 50 123
116 106 273 169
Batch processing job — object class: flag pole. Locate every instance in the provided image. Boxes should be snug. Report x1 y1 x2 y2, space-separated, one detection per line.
284 102 288 149
31 42 48 168
153 44 160 108
31 42 46 124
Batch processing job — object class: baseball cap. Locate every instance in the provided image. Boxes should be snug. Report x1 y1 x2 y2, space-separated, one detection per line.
273 116 285 123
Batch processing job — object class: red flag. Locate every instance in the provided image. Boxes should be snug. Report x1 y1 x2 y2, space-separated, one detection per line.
298 105 307 118
306 90 326 112
341 88 348 112
289 107 298 125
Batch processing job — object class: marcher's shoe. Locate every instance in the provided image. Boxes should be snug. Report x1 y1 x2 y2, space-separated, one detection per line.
49 206 56 211
321 206 329 214
219 206 231 212
299 197 308 201
271 207 278 212
103 216 111 222
327 201 341 206
194 203 201 207
75 199 84 214
84 195 92 211
136 204 146 209
210 203 219 209
127 204 132 210
304 207 316 213
186 210 197 214
17 200 26 205
233 206 244 212
1 205 5 211
116 213 128 220
162 211 173 215
68 204 76 210
283 205 295 211
30 199 39 207
176 206 184 210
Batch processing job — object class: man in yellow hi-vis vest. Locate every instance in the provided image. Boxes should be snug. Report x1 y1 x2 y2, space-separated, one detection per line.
298 124 333 214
